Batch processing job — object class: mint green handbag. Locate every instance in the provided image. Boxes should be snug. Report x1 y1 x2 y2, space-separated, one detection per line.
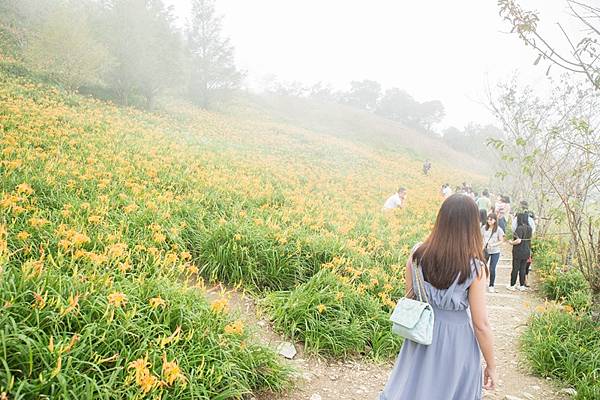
390 262 434 345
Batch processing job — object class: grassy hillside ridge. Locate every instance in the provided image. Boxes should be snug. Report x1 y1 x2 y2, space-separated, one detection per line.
0 64 484 398
231 92 490 174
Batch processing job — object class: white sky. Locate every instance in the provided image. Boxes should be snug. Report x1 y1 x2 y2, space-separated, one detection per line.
167 0 578 129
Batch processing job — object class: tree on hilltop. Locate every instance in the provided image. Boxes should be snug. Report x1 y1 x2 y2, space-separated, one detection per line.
376 88 445 134
99 0 182 109
343 79 382 111
187 0 243 108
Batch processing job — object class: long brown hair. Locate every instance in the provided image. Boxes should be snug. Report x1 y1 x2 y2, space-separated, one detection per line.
413 194 488 289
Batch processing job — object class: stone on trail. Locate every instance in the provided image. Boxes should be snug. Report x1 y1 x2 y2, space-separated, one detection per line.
522 392 535 399
309 394 322 400
277 341 297 359
504 395 524 400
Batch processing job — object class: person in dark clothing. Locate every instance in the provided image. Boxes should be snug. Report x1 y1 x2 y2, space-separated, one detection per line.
514 200 536 286
479 209 488 226
507 213 532 291
423 160 431 175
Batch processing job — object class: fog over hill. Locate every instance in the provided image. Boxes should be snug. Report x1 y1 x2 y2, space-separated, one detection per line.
225 92 491 175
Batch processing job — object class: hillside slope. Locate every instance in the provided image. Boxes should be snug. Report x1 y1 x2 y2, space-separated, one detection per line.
1 64 485 399
230 92 490 174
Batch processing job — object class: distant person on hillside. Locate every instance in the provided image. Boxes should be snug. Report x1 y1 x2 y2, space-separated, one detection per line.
379 194 496 399
422 160 431 176
441 183 453 198
383 187 407 210
476 189 492 213
507 212 532 291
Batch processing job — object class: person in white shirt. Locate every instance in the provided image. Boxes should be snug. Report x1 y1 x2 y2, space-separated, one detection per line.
383 187 407 210
481 213 504 293
441 184 453 198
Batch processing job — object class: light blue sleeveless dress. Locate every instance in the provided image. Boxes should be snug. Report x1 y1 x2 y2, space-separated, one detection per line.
379 260 483 400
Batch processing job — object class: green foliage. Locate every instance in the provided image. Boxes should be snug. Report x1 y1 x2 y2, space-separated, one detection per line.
522 310 600 400
264 269 402 359
194 219 326 291
541 268 591 312
532 239 592 312
23 4 110 90
0 260 291 399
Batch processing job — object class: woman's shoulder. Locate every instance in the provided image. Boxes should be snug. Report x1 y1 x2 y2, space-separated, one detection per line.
465 258 485 286
410 242 422 253
409 242 423 259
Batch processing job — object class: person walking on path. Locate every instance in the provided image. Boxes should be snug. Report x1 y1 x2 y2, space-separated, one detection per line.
383 187 407 210
507 212 532 291
379 194 496 400
476 189 492 213
494 195 510 232
481 213 504 293
511 200 536 287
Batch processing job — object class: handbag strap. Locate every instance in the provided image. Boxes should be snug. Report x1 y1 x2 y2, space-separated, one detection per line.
483 228 493 249
411 260 430 304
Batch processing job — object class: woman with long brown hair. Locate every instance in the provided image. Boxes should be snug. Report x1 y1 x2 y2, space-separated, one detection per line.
379 194 496 399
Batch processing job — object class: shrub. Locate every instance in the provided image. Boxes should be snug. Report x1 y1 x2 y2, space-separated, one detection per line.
540 268 591 312
264 269 402 359
532 239 591 313
522 309 600 399
0 261 291 399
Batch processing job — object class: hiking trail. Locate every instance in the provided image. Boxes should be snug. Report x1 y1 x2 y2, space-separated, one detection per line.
214 244 570 400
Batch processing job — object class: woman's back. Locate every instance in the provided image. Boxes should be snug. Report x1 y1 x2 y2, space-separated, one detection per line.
380 194 495 400
417 257 479 311
380 258 484 400
512 224 532 258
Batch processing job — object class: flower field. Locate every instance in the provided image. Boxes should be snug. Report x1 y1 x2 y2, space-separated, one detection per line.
0 65 483 399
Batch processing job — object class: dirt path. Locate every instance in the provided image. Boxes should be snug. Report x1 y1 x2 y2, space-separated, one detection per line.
217 246 571 400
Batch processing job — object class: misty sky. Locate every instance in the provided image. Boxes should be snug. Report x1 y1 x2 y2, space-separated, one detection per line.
168 0 577 130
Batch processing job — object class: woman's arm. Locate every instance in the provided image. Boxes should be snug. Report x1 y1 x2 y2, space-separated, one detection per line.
493 229 505 246
509 227 522 245
469 270 496 390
